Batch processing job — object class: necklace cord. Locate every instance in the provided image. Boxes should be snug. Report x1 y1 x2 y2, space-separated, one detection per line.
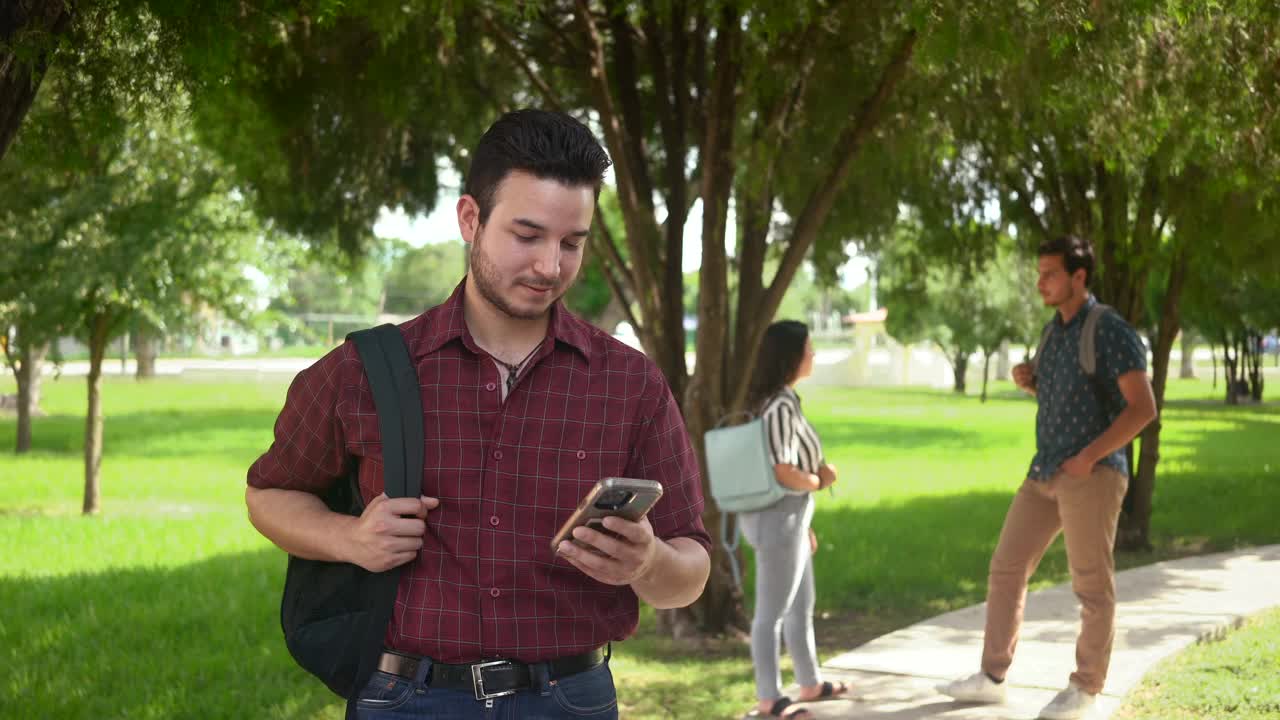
497 340 543 395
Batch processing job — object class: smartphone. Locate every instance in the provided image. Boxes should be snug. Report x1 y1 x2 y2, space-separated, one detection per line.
550 477 664 554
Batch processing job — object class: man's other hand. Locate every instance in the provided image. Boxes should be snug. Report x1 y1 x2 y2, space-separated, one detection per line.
347 493 439 572
1012 362 1036 394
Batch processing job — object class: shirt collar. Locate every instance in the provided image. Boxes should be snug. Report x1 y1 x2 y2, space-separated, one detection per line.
779 385 801 404
1055 294 1097 329
407 279 593 363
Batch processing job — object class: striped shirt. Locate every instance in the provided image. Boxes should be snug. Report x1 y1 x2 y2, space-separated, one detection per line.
760 387 824 489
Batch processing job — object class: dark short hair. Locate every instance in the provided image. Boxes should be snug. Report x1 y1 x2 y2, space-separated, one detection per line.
1038 234 1095 285
747 321 811 411
464 109 612 224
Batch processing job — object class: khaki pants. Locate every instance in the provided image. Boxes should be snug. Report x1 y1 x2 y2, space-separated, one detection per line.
981 466 1128 695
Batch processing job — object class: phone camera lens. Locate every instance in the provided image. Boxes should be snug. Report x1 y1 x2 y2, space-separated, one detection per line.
594 489 634 510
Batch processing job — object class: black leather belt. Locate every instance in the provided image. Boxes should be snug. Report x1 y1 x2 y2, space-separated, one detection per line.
377 647 607 700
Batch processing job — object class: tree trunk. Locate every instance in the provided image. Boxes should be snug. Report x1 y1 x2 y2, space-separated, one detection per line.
980 351 992 403
1119 331 1172 551
84 314 110 515
1222 334 1240 404
0 1 73 162
1118 251 1185 551
996 340 1011 382
1247 332 1264 401
660 4 748 638
1179 331 1195 379
1210 341 1217 389
951 351 968 393
14 340 49 453
133 325 157 379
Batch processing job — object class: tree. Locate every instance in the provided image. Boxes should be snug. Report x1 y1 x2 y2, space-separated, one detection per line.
0 45 130 453
1181 200 1280 404
0 0 73 161
379 239 468 316
3 2 220 437
1 0 202 165
2 65 266 510
169 1 503 259
878 217 1028 400
0 234 59 453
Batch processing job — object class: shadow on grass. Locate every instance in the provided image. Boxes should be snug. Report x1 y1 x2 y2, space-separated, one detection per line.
0 408 280 460
618 489 1024 668
631 460 1280 666
810 385 1033 405
817 420 998 452
0 549 340 720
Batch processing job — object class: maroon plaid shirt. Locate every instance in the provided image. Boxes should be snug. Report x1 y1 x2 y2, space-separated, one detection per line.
248 282 710 663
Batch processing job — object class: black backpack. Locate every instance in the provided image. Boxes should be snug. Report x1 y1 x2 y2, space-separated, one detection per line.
278 324 423 718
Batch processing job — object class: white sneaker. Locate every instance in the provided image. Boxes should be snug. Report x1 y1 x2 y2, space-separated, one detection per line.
1038 683 1096 719
935 671 1007 703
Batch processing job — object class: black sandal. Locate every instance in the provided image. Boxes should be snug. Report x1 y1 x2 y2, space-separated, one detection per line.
813 680 850 701
757 697 813 718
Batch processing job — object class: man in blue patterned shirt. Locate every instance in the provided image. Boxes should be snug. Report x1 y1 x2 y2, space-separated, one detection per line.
939 235 1157 720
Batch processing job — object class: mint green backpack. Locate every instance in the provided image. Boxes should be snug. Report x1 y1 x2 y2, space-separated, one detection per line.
704 412 785 586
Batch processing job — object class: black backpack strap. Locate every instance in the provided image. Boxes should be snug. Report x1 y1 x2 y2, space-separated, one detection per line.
352 324 424 499
344 324 424 717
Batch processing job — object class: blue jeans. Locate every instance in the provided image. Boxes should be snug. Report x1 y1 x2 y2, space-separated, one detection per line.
354 658 618 719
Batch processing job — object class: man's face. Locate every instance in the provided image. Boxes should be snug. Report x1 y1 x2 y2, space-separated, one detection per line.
460 170 594 321
1036 254 1084 308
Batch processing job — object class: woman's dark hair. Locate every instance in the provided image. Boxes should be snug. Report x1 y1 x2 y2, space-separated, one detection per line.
464 109 612 224
747 320 810 411
1038 234 1095 286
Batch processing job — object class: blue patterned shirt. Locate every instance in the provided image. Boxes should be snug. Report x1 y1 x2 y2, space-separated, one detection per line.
1028 296 1148 480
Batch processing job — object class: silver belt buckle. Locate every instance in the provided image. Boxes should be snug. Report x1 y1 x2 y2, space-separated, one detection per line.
471 660 518 700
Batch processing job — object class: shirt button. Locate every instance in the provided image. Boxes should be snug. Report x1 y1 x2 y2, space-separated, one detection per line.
489 588 501 598
485 382 496 392
489 515 500 527
493 449 503 460
576 450 587 460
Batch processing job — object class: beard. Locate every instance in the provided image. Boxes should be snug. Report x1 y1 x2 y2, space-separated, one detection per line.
470 227 569 320
1043 284 1080 308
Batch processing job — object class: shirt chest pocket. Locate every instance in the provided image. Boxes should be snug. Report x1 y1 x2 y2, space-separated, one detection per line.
527 421 632 484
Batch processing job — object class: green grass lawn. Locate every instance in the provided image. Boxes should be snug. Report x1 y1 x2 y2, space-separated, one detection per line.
1 373 1277 719
1116 608 1280 720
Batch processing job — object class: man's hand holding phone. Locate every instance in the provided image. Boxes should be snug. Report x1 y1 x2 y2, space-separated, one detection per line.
557 514 659 586
552 477 664 585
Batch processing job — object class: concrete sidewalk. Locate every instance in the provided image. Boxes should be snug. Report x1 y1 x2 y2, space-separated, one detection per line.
783 544 1280 719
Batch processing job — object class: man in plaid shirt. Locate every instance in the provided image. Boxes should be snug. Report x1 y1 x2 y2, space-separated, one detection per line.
246 109 712 719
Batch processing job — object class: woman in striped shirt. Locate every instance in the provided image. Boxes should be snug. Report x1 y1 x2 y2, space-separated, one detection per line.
741 321 848 719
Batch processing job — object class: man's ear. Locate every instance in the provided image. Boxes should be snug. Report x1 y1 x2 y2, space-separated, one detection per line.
457 195 481 244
